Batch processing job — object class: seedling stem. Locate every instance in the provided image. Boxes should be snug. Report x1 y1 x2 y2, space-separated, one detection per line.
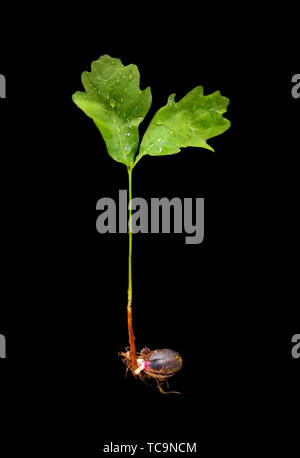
127 165 137 370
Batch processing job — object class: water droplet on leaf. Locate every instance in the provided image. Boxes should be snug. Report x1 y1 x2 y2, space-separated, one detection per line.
168 94 176 106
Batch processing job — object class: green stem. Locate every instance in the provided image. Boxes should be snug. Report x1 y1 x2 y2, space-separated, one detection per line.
128 166 133 302
132 153 144 170
127 165 137 370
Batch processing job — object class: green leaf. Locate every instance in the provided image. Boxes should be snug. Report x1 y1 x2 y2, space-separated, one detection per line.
137 86 230 162
72 55 152 166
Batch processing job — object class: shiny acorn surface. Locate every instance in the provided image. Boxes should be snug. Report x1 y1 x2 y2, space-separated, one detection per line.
143 348 183 379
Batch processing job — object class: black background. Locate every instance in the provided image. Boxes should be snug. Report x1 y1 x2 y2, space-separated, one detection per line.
0 5 299 457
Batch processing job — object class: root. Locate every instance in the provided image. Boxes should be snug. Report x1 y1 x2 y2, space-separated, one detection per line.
157 381 182 395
